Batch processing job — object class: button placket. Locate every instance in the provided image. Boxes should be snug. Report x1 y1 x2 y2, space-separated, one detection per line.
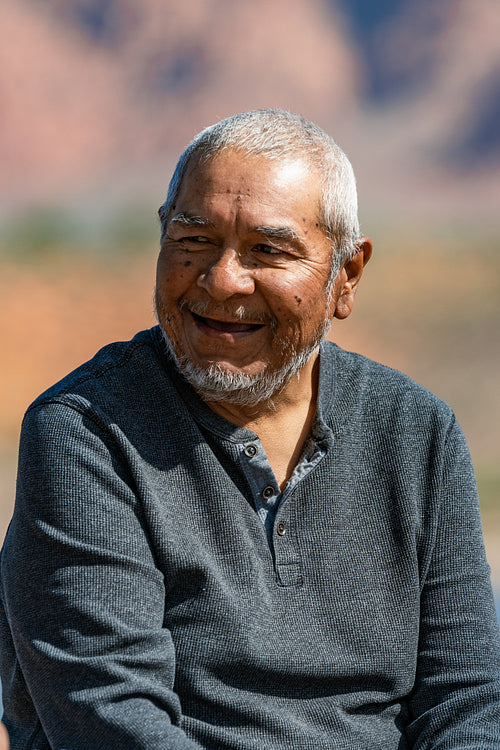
273 512 302 586
239 441 279 538
238 440 301 585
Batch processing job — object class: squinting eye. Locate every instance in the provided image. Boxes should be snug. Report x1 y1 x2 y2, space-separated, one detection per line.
254 244 282 255
185 236 211 244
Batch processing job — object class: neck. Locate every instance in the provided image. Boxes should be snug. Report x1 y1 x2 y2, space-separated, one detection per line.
206 354 320 489
205 350 319 429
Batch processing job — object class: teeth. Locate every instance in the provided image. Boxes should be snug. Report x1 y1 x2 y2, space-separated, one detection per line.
204 317 258 332
193 312 260 332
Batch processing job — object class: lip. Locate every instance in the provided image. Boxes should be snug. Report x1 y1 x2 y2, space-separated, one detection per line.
191 311 264 338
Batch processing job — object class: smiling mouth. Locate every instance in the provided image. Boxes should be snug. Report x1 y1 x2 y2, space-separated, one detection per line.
191 312 264 334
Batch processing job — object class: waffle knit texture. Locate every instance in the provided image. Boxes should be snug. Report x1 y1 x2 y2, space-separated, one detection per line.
1 326 499 749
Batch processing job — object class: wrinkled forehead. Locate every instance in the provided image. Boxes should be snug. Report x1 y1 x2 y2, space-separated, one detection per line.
179 148 324 211
173 150 324 233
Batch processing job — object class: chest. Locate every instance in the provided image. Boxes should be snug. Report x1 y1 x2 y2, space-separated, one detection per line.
140 449 422 701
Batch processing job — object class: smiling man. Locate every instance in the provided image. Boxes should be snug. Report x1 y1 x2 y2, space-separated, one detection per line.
153 146 370 491
1 110 499 749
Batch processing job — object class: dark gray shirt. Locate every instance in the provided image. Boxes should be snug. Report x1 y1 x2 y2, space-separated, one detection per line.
1 327 499 749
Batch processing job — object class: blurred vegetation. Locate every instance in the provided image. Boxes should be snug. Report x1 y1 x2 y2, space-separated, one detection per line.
0 203 159 261
0 207 76 259
477 470 500 513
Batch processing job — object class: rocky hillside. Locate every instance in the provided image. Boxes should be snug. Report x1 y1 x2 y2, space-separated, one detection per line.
1 0 499 219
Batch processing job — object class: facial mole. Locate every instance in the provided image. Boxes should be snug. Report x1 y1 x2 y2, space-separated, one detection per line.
184 260 191 267
295 296 302 304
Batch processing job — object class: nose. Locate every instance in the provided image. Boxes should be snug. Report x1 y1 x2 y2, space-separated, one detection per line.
196 247 255 300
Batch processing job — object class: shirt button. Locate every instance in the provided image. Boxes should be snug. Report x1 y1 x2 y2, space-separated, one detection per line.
262 486 275 499
244 444 257 457
276 522 287 536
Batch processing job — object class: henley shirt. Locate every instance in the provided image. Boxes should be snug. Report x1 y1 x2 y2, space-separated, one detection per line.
1 326 499 749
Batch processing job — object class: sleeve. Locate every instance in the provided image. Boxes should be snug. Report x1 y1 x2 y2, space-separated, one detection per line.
1 401 201 750
406 415 500 748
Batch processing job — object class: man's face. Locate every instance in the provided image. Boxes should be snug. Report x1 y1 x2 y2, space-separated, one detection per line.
155 150 346 403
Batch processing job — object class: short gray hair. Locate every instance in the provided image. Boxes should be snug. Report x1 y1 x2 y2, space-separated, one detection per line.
159 109 361 279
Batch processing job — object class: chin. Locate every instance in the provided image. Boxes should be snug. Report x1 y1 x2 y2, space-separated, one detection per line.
159 326 318 407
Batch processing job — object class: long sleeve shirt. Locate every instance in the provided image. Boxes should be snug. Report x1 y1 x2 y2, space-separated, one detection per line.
1 326 499 749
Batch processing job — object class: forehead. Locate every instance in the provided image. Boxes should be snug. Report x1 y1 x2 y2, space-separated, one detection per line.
175 150 322 227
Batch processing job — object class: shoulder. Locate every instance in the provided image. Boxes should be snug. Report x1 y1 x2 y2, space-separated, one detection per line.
320 341 455 438
18 327 196 469
25 326 176 421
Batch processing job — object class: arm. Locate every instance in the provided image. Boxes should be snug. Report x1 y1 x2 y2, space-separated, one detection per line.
1 401 201 749
407 416 500 748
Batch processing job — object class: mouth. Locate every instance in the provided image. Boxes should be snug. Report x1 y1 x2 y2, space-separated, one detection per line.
191 311 264 335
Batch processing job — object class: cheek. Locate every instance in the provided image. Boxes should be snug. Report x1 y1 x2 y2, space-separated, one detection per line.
272 272 329 318
156 250 198 298
277 275 333 340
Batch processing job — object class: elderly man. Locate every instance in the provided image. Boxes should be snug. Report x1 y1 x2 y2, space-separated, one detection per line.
1 110 499 749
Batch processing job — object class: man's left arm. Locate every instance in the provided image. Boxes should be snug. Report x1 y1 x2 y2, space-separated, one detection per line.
406 416 500 748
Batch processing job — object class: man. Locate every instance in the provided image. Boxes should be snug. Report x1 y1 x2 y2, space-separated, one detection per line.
0 110 499 749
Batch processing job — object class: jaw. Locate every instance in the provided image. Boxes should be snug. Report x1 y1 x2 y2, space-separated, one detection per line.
155 287 329 408
155 289 268 373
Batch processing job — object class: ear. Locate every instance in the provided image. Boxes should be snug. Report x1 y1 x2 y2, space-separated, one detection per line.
333 236 373 320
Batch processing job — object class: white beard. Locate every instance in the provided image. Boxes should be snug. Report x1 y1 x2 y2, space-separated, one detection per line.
160 328 323 407
155 292 333 407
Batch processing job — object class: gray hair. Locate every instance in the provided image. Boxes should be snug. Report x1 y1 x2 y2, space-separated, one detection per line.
159 109 361 280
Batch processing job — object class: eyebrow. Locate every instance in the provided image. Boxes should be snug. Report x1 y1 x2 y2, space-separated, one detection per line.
168 212 215 229
168 214 305 249
255 225 301 243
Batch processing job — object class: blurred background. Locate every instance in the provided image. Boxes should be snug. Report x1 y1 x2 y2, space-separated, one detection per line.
1 0 499 602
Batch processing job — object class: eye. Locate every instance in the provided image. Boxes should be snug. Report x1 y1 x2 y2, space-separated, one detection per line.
253 244 283 256
164 233 212 246
184 236 211 244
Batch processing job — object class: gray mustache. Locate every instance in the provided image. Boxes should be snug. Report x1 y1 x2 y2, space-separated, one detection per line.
179 299 275 327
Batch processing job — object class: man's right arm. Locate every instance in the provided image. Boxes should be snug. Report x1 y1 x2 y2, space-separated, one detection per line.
1 401 201 749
